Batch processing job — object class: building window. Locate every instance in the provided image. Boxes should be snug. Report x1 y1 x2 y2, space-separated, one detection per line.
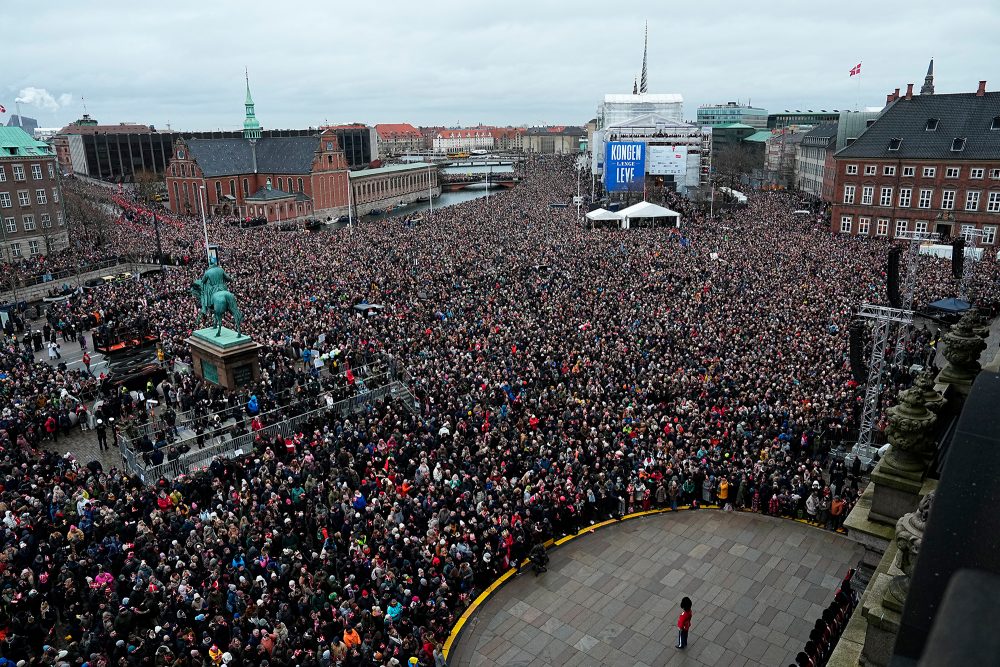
28 240 39 256
840 215 852 233
925 118 939 131
918 188 933 209
243 178 249 197
277 178 284 192
215 181 222 202
945 166 960 179
971 168 985 179
230 180 236 198
895 219 908 237
941 190 956 210
846 164 858 175
951 138 966 152
899 187 912 207
902 166 915 177
915 220 928 233
858 217 871 235
992 169 1000 179
864 165 876 176
876 218 889 236
22 214 35 230
17 191 30 207
41 213 51 228
0 167 6 182
52 188 59 203
12 165 25 181
883 165 896 176
961 225 975 241
922 167 936 178
984 226 997 245
0 193 10 208
888 138 902 151
966 191 981 211
880 187 893 207
47 163 54 179
31 165 42 180
297 177 304 193
35 189 47 205
987 191 1000 212
861 186 874 205
10 243 21 257
4 217 15 233
57 212 63 226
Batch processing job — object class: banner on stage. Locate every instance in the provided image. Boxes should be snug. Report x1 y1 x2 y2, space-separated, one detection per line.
604 142 645 192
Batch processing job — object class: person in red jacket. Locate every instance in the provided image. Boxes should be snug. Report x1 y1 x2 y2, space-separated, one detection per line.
676 596 693 649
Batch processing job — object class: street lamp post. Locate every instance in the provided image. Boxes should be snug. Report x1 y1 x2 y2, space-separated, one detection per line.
198 185 210 261
428 164 434 216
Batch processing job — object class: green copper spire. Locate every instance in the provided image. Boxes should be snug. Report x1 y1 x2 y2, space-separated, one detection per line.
243 69 262 141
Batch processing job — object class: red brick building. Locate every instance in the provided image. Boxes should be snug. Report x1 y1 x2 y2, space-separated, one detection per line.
374 123 423 156
831 82 1000 247
164 81 349 221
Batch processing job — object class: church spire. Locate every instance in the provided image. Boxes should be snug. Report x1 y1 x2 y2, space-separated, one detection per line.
243 69 262 142
639 21 648 94
920 58 935 95
633 78 638 95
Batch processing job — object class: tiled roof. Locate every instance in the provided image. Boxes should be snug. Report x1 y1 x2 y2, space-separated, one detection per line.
375 123 421 139
349 162 435 179
245 186 295 201
436 129 492 139
835 91 1000 160
185 136 320 177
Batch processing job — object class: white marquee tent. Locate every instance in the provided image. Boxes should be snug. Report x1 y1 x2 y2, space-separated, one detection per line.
584 208 624 228
618 201 681 228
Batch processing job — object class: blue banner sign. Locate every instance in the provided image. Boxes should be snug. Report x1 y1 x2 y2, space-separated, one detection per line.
604 142 645 192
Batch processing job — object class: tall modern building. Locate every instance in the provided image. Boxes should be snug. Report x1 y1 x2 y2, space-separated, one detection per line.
697 103 769 129
0 127 68 259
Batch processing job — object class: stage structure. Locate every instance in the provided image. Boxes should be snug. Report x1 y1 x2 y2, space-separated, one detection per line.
892 231 940 364
958 228 986 301
853 304 914 464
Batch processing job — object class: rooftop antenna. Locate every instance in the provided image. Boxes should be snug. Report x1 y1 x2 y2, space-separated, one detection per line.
81 95 88 115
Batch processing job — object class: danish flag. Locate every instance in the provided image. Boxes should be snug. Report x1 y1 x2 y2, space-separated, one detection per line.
850 63 862 77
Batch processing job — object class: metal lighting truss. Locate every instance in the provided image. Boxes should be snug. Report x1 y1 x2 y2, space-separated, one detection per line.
958 228 985 301
853 304 914 464
892 231 940 363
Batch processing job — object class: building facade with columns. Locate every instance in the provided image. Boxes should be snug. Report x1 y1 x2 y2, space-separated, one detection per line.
164 81 350 221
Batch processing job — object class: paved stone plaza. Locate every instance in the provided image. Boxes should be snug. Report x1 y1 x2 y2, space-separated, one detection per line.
449 510 862 667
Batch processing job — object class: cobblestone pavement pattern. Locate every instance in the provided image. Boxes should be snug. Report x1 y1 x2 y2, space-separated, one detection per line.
449 510 862 667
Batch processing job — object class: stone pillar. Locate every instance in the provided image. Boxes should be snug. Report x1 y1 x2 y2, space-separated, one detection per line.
912 366 945 414
936 310 987 395
869 388 936 525
860 492 934 667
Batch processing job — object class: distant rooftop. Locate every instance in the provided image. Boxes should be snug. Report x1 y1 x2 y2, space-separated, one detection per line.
0 126 55 157
349 162 434 178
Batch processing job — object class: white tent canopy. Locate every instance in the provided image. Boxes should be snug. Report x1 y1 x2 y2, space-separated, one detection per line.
618 201 681 228
584 207 624 222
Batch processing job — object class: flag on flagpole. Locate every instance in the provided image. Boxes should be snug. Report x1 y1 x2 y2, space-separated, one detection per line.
0 104 6 114
850 62 862 77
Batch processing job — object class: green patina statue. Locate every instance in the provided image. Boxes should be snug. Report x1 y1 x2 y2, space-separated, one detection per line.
191 258 244 337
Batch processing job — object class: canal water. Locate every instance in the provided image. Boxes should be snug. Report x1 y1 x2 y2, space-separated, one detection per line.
382 162 515 218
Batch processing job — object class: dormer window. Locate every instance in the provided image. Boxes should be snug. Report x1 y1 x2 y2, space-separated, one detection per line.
925 118 939 131
991 116 1000 131
888 137 903 151
951 137 966 152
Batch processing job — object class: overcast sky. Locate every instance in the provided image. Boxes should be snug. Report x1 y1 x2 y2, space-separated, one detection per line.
6 0 999 131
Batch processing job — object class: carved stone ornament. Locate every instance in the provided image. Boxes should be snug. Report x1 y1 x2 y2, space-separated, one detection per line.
884 491 934 612
937 310 987 386
913 366 945 414
884 387 937 473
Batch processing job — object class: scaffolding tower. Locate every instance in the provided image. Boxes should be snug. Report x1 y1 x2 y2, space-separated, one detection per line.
853 304 914 464
892 231 940 364
958 228 985 301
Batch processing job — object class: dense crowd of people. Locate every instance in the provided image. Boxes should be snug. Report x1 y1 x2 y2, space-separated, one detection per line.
1 155 997 667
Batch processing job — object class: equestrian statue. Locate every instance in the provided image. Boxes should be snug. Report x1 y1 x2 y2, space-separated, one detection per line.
191 257 244 337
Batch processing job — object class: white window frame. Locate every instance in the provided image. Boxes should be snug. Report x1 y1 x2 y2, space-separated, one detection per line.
984 226 997 245
883 166 896 176
895 219 909 237
3 217 15 233
17 190 30 207
27 240 40 256
858 217 871 235
861 185 874 205
899 187 912 208
902 166 915 177
941 190 956 210
40 213 51 228
945 166 960 179
10 242 21 257
970 168 985 179
21 214 35 231
35 188 47 205
57 212 64 226
0 193 10 208
914 220 928 233
843 184 856 204
961 225 975 241
880 186 893 207
47 163 54 179
991 169 1000 179
0 166 6 182
30 164 43 180
846 164 858 175
922 166 936 178
864 165 877 176
918 188 933 209
12 165 25 181
966 191 981 211
51 188 59 203
876 218 889 236
987 191 1000 213
840 215 852 233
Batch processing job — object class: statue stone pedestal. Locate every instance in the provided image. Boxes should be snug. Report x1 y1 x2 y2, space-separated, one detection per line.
186 327 261 390
869 459 925 525
860 572 903 667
